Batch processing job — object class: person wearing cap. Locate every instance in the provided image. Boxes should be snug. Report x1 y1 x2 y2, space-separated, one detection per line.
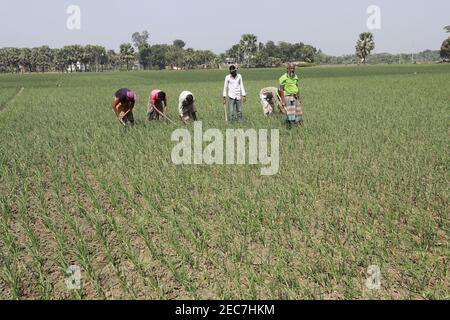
178 91 198 123
259 86 285 116
279 63 304 128
112 88 136 125
223 65 246 123
147 89 168 120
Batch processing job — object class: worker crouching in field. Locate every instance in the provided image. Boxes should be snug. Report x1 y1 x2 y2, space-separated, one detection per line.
259 86 285 116
112 88 136 125
279 63 304 129
147 89 168 120
178 91 198 123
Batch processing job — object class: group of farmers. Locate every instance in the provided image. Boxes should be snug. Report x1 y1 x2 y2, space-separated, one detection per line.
111 63 304 129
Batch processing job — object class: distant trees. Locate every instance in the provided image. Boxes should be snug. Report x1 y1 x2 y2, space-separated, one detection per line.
148 44 168 70
239 34 258 67
0 29 334 73
2 48 21 73
321 50 441 65
2 30 443 73
132 31 152 70
440 39 450 61
224 35 319 67
226 44 243 64
19 48 33 72
355 32 375 64
132 31 150 50
83 45 107 72
0 41 147 73
119 43 135 71
107 50 120 69
35 46 53 72
173 39 186 49
440 26 450 62
53 48 67 72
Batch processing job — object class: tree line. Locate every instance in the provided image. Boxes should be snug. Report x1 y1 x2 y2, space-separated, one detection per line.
0 31 321 73
0 29 448 73
0 43 221 73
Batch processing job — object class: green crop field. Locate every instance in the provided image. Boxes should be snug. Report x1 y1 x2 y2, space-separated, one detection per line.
0 64 448 299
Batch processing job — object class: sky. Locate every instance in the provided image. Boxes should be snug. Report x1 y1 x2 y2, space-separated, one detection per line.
1 0 449 55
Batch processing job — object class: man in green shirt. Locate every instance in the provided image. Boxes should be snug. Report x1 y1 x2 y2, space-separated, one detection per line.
279 63 304 128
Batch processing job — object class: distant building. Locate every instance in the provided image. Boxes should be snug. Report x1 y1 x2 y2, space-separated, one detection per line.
225 58 236 65
67 61 86 72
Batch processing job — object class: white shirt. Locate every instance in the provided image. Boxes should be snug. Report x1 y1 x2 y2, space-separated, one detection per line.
178 91 195 116
223 74 246 100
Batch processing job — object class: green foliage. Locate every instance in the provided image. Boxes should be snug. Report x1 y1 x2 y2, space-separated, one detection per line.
440 38 450 61
239 34 258 67
0 29 444 73
132 31 150 50
119 43 135 71
225 38 319 67
355 32 375 64
173 39 186 49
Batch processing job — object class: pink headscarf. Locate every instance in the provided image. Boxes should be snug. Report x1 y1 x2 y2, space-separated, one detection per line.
127 90 137 101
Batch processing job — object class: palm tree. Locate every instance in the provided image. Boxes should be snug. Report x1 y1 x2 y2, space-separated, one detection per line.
355 32 375 64
239 34 258 67
119 43 135 71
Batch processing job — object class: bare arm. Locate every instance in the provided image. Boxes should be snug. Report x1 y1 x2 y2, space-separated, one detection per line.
112 97 120 117
240 75 246 101
278 86 285 106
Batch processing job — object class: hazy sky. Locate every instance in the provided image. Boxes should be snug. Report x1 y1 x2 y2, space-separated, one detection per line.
1 0 449 55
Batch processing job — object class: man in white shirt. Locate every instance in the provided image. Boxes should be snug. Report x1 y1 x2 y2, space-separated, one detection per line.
179 91 197 123
223 65 246 123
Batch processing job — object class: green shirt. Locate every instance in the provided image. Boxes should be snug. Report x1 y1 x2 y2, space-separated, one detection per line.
279 73 299 96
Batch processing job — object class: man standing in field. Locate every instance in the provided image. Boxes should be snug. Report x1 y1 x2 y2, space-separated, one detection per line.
279 63 304 128
147 89 168 120
112 88 136 125
223 65 246 123
178 91 198 123
259 86 285 116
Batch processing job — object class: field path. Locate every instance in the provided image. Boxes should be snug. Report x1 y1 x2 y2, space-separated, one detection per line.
0 87 24 112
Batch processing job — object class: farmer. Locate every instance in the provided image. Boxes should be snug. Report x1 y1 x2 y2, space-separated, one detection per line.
279 63 304 128
178 91 198 123
147 89 168 120
112 88 136 125
259 86 285 116
223 65 246 123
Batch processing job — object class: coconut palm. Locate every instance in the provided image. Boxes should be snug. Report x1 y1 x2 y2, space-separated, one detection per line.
239 34 258 67
355 32 375 64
